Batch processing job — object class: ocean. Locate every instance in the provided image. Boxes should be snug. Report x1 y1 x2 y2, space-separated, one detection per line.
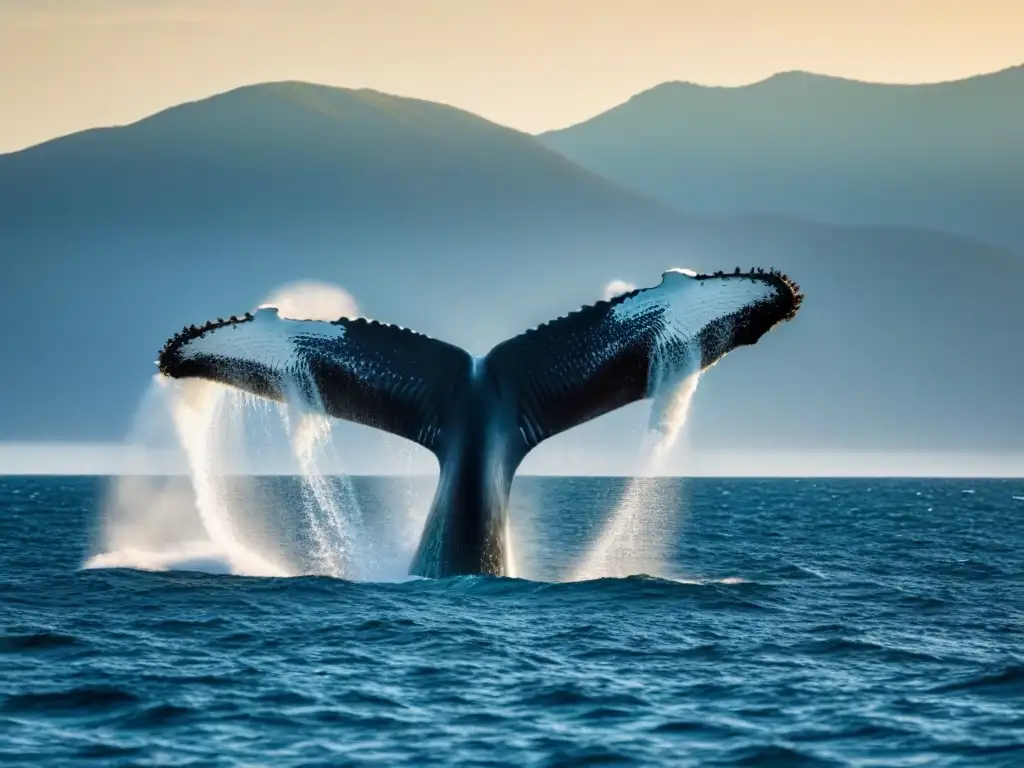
1 476 1021 766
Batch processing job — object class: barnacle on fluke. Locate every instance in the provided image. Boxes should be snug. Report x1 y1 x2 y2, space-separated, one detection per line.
687 267 803 324
481 267 802 341
158 311 259 375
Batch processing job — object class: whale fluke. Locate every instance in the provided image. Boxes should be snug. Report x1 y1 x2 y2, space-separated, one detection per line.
488 268 801 460
158 268 802 577
159 307 471 454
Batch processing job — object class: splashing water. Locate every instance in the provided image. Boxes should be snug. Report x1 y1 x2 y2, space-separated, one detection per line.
646 360 703 463
85 281 427 580
87 376 426 580
571 361 703 581
85 377 292 577
169 380 239 553
267 280 368 578
281 380 365 579
504 514 519 579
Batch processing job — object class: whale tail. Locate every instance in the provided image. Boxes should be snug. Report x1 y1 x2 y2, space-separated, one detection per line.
158 268 801 462
157 268 802 576
158 306 474 456
484 268 801 463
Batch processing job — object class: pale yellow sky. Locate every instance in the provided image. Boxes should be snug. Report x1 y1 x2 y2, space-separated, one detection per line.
1 0 1021 153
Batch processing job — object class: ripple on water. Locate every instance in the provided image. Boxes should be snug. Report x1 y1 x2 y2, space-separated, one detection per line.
0 631 84 654
931 664 1024 697
2 686 140 715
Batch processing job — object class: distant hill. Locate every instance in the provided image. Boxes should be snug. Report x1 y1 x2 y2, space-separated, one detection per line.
1 82 1022 467
540 67 1024 253
1 80 684 234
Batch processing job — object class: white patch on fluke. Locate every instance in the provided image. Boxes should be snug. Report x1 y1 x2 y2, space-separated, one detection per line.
614 269 778 436
178 309 347 386
612 269 778 348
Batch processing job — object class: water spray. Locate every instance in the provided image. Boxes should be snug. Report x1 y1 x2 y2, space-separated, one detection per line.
85 280 426 579
571 348 703 580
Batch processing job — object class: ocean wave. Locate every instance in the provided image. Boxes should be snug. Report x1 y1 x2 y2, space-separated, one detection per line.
0 631 83 653
2 685 140 714
116 703 194 730
785 637 949 664
720 744 842 766
74 743 145 760
931 664 1024 696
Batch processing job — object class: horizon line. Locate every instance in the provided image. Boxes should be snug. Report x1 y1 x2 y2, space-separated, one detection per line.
2 472 1023 480
2 471 1024 481
1 443 1022 479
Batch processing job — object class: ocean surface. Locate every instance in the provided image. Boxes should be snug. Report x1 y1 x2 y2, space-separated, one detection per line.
1 476 1022 766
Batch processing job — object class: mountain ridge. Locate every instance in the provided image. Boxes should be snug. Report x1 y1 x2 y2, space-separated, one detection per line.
9 66 1023 159
540 65 1024 253
0 80 691 238
622 63 1024 99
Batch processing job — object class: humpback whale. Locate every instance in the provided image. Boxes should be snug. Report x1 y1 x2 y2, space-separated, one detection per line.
158 268 802 578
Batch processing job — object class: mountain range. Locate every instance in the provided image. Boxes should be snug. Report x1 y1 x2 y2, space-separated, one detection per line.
541 67 1024 253
1 74 1021 470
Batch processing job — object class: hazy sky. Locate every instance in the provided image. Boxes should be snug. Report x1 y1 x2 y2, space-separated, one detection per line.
2 0 1021 153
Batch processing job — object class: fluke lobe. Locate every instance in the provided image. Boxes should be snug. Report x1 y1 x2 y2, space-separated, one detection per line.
158 268 803 577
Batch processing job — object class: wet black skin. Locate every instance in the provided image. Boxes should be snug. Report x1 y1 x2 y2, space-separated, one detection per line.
410 359 525 577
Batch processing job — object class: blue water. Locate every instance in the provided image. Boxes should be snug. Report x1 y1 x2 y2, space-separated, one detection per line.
1 476 1022 766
